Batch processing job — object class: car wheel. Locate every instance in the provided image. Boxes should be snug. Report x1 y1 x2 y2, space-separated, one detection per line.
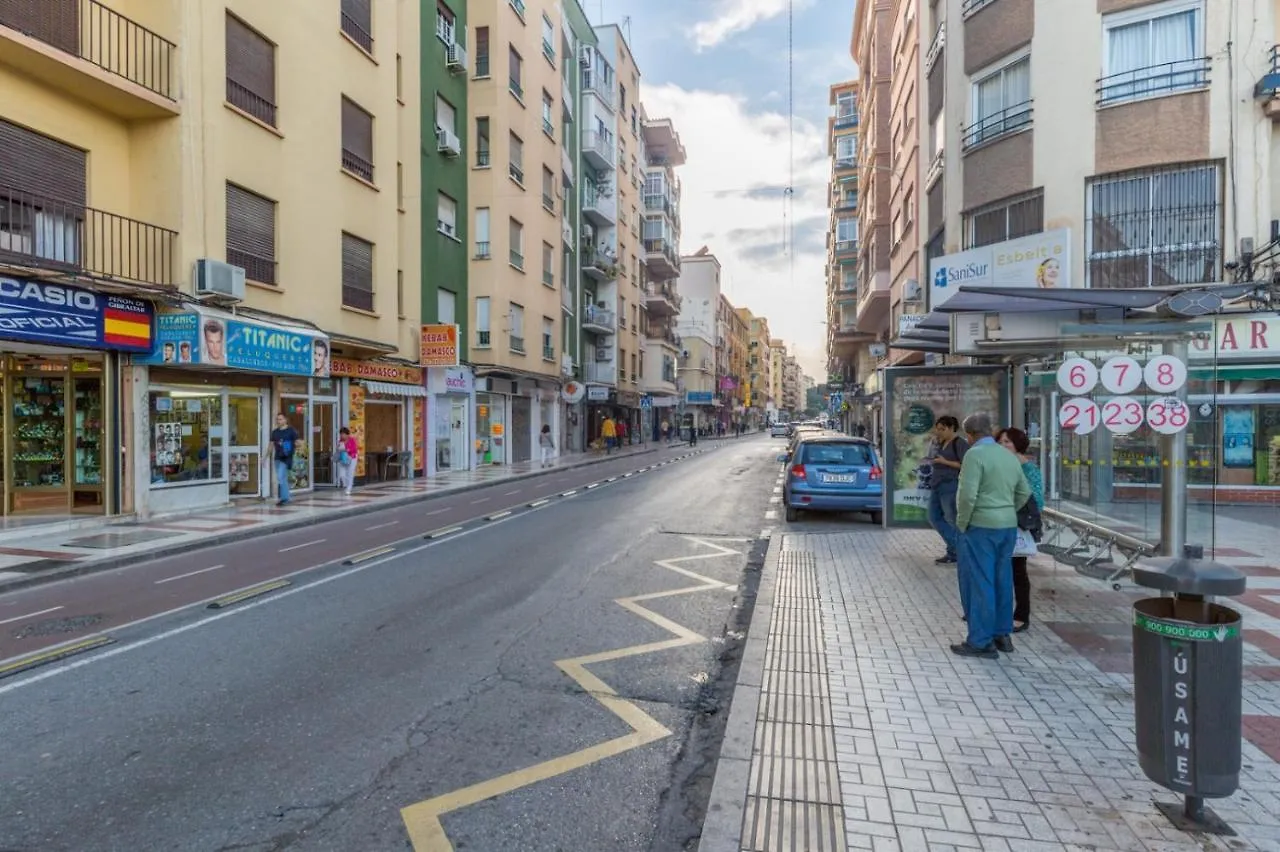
869 511 883 525
785 506 799 523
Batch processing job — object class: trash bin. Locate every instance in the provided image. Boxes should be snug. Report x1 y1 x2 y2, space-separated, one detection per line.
1131 546 1246 825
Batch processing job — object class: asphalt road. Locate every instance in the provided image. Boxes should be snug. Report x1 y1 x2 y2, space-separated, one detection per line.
0 435 780 852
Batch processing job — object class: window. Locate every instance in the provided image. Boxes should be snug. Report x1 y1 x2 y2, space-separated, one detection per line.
631 352 638 382
226 14 276 127
840 264 856 291
476 116 490 166
509 218 524 269
226 183 276 285
1086 162 1220 289
437 192 458 238
541 90 555 138
438 288 457 324
541 15 555 63
542 317 554 359
341 232 374 312
341 96 374 182
509 132 524 184
476 296 491 346
619 297 627 328
964 190 1043 248
509 46 524 100
396 54 403 101
149 390 223 486
340 0 373 54
541 241 554 286
965 55 1030 149
396 162 404 208
1100 1 1205 105
541 166 555 212
475 26 490 76
0 120 86 268
436 95 457 136
835 135 855 165
836 91 856 120
475 208 491 258
436 2 456 44
509 303 525 352
397 269 405 317
836 218 858 249
619 84 627 114
926 228 946 265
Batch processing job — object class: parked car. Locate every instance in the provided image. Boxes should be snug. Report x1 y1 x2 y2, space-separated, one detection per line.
783 436 883 524
769 422 789 438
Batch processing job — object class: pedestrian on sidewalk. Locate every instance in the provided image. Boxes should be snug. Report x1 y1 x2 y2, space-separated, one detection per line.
602 415 617 454
688 420 698 446
266 413 300 506
617 417 628 447
927 416 968 565
660 418 670 444
952 412 1030 659
337 426 359 495
539 423 556 468
997 427 1044 633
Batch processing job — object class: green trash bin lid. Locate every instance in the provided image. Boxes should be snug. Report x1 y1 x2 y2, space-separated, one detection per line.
1133 555 1246 597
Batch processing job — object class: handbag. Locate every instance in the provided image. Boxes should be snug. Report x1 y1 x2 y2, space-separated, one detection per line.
1016 495 1043 542
1013 527 1038 557
337 441 351 465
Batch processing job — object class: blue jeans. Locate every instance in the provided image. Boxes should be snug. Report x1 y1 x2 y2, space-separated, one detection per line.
927 480 959 558
275 459 291 503
958 525 1016 649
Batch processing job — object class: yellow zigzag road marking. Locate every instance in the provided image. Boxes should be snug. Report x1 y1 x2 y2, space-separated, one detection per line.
400 536 746 851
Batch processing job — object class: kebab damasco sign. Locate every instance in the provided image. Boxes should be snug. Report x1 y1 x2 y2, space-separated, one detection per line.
420 324 459 367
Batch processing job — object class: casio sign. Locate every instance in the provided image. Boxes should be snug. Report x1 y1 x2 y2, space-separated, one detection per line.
0 277 98 309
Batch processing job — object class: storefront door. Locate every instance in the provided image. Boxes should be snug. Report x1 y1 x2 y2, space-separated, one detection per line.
312 400 336 487
228 391 265 498
511 397 532 463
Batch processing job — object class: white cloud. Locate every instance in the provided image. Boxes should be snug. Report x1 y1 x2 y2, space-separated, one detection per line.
641 83 831 378
690 0 814 51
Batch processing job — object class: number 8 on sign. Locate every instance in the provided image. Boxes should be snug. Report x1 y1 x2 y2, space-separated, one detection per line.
1058 398 1100 435
1056 358 1098 395
1143 355 1187 393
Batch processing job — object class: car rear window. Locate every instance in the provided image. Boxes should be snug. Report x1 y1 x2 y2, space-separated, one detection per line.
801 443 874 466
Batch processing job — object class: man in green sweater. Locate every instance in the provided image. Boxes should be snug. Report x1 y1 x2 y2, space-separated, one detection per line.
952 412 1031 659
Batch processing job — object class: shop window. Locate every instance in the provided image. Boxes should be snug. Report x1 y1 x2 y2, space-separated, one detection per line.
149 390 224 486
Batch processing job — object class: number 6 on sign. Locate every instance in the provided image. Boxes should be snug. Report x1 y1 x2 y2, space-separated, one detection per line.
1147 397 1191 434
1058 398 1100 435
1143 355 1187 393
1056 358 1098 395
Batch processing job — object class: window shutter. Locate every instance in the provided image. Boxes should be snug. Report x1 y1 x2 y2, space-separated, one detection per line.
226 14 275 108
0 119 86 206
0 0 79 54
341 98 373 161
226 183 275 283
342 233 374 291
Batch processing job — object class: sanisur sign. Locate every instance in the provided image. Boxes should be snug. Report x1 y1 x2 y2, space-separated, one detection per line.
932 260 990 290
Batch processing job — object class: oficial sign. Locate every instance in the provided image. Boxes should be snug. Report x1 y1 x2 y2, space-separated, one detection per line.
330 357 424 385
420 324 459 367
929 228 1072 311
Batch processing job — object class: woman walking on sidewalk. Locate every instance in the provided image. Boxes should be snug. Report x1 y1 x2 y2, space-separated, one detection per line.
997 427 1044 633
337 426 359 495
539 423 556 468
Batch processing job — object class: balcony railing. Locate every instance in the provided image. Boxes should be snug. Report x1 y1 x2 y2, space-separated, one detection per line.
925 21 945 73
961 100 1032 150
583 71 614 110
835 238 857 255
1096 58 1209 107
342 285 374 312
476 148 491 168
341 11 374 53
926 150 944 188
476 330 491 347
543 344 555 360
834 110 858 130
509 163 524 185
509 334 525 352
342 148 375 183
0 0 176 99
542 269 554 286
542 192 555 213
582 305 616 331
510 249 524 269
0 185 177 287
475 241 491 259
643 194 677 218
509 78 524 101
542 116 554 138
227 78 276 127
475 52 490 77
542 40 554 65
961 0 997 18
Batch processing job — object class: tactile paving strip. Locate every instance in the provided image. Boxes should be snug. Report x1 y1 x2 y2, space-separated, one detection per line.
740 548 848 851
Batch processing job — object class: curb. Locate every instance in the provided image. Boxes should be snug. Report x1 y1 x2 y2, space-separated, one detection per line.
0 443 691 596
697 532 780 852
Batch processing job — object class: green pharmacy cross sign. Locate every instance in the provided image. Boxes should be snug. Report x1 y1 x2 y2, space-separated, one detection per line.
1134 611 1240 642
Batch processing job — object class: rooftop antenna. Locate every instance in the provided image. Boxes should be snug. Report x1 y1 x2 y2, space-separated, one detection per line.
622 15 632 42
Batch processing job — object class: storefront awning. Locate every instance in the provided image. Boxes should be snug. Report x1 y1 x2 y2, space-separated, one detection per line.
364 380 427 397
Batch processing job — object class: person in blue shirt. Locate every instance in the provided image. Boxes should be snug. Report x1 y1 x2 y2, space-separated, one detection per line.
997 427 1044 633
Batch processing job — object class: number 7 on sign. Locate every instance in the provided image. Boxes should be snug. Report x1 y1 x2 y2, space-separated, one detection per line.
1101 356 1142 394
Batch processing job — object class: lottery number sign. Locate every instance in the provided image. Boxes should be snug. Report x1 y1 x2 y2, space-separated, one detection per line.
1100 356 1143 395
1101 396 1144 435
1146 397 1191 435
1057 358 1099 395
1058 398 1100 435
1143 355 1187 394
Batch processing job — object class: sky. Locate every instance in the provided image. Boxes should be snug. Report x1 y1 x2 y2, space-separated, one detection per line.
584 0 858 381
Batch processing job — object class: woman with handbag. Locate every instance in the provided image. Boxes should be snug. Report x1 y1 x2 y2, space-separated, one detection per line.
337 426 359 495
997 427 1044 632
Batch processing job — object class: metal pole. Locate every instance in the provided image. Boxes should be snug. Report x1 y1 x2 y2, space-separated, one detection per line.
1010 364 1026 429
1158 338 1189 558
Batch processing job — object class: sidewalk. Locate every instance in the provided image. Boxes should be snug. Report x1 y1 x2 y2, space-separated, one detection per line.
0 441 687 594
702 527 1280 852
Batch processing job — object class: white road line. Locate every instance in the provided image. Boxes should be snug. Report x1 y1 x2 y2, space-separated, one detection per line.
470 497 490 504
760 529 773 538
585 483 600 489
605 477 617 482
764 510 777 520
279 539 324 553
0 606 63 626
623 472 635 477
426 507 449 515
486 511 512 520
503 489 521 495
772 487 782 494
561 490 578 497
154 565 225 585
365 520 399 531
529 499 550 507
769 496 781 504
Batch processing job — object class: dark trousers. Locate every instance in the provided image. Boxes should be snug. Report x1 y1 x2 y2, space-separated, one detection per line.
1012 556 1031 624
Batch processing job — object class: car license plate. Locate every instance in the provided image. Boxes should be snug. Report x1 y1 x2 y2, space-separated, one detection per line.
822 474 854 483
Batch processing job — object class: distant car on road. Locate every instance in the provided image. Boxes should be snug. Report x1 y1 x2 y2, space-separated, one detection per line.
783 435 883 524
769 423 788 438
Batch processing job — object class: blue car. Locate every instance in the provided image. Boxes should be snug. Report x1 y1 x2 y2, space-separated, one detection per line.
783 436 883 524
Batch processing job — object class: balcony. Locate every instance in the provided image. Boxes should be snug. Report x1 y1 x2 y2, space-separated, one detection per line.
924 21 945 74
582 131 615 172
562 75 574 119
583 70 614 111
582 182 616 226
961 101 1032 150
509 334 525 353
1257 47 1280 120
926 150 944 189
561 219 574 250
561 281 574 313
0 184 177 287
834 238 858 257
561 146 575 185
581 305 616 336
643 280 680 318
641 118 687 167
542 343 555 361
1098 57 1210 108
582 245 618 281
643 192 678 221
834 193 858 212
642 237 679 279
583 361 612 384
833 109 858 130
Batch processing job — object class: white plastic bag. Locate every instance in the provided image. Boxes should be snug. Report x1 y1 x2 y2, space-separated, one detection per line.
1013 527 1038 557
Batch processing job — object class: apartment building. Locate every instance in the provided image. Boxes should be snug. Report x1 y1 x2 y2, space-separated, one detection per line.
466 0 570 465
424 0 474 475
725 298 750 428
0 0 421 519
674 248 721 430
782 354 803 415
769 339 788 416
640 110 687 436
826 81 866 389
885 0 924 365
738 309 771 428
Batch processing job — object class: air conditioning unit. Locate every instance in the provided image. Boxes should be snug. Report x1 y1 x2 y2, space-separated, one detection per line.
446 43 468 73
903 278 922 303
436 127 461 156
194 258 245 301
578 45 591 68
595 346 611 360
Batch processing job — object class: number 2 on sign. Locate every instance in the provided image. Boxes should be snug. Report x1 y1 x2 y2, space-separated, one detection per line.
1101 396 1144 435
1059 398 1100 435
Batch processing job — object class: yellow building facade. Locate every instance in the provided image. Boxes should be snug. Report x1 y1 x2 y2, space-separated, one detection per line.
0 0 421 519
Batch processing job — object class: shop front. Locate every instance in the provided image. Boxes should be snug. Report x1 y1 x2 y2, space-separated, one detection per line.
0 275 154 516
616 389 642 446
334 357 425 482
426 365 475 475
134 306 330 516
475 377 511 465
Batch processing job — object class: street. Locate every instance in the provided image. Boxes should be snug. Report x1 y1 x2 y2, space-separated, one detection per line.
0 436 780 852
